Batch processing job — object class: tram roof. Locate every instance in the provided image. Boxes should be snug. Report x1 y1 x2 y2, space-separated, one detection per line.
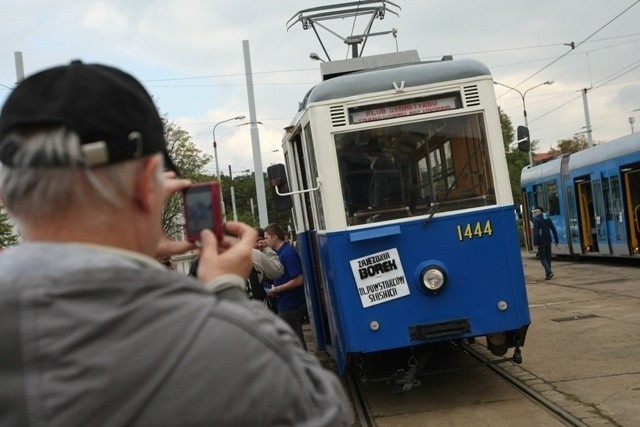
520 131 640 185
304 58 492 105
520 156 565 184
568 132 640 171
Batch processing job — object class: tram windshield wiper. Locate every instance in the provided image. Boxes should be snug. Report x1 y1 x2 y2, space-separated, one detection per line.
424 141 486 226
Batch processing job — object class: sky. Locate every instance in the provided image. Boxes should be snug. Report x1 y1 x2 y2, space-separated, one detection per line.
1 0 639 176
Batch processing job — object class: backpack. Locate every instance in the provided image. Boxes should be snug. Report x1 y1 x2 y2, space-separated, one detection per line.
246 267 266 301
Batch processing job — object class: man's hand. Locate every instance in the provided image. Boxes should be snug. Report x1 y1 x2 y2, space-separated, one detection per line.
156 235 195 258
154 172 196 258
266 285 276 298
161 171 191 203
197 221 257 283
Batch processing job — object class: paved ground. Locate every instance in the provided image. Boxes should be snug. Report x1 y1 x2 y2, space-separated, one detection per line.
514 251 640 426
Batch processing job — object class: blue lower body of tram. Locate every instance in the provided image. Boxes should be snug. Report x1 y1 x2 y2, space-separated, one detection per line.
298 205 530 375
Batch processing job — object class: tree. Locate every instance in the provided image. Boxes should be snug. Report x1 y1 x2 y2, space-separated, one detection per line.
162 116 213 239
505 151 528 206
0 204 19 247
499 107 527 205
555 134 590 154
499 106 514 151
220 171 293 230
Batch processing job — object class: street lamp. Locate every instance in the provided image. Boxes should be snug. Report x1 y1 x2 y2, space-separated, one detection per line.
493 80 554 166
309 52 326 62
213 115 245 218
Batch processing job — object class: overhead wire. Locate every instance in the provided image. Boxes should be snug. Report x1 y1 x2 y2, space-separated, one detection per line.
512 0 640 89
492 1 640 146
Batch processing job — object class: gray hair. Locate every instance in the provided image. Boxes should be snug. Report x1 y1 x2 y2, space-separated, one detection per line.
0 126 160 226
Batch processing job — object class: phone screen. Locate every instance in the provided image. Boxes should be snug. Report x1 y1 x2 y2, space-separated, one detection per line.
185 186 215 237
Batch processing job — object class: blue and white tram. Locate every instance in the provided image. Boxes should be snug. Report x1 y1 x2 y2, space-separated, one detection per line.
521 132 640 258
270 52 530 385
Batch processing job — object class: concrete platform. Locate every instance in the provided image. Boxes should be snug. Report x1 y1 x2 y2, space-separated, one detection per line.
518 251 640 426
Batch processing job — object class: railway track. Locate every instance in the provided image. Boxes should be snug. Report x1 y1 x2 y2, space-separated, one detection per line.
345 341 588 427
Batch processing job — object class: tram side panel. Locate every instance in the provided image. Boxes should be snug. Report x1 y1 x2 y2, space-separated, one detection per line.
310 206 530 374
522 133 640 258
568 151 640 257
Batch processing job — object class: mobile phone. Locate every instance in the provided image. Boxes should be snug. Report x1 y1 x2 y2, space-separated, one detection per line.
182 182 223 242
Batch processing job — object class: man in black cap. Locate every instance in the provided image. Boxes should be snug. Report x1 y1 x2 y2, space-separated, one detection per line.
0 61 350 426
531 206 559 280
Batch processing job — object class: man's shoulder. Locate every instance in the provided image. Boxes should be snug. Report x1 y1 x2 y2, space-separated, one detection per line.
279 242 299 256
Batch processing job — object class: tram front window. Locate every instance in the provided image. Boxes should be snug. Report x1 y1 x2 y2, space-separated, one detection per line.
335 113 495 225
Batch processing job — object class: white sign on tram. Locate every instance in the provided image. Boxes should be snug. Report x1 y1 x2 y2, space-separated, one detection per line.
349 248 410 308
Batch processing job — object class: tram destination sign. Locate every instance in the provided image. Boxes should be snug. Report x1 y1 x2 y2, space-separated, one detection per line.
349 248 410 308
349 93 461 124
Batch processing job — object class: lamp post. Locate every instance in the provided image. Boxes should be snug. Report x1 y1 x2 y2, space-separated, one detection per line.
213 115 245 219
494 80 554 166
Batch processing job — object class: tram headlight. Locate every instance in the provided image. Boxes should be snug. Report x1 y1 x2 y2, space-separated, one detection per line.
420 266 447 294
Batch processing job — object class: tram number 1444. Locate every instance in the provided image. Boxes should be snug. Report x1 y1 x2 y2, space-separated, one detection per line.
456 220 493 241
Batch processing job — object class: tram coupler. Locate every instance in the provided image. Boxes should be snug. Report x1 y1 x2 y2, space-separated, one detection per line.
387 369 420 394
386 350 433 394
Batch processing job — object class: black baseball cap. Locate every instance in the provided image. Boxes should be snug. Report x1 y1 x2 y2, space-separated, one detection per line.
0 60 179 174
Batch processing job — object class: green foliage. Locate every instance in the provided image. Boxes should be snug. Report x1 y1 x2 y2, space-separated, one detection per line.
162 116 213 239
505 151 529 205
218 171 293 229
159 110 293 237
499 106 526 205
555 134 590 154
498 106 514 149
0 204 19 247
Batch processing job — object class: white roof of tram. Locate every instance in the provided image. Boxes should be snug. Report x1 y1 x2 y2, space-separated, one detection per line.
303 56 492 106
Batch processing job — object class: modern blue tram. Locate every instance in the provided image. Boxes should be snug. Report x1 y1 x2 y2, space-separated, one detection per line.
521 132 640 258
269 51 530 389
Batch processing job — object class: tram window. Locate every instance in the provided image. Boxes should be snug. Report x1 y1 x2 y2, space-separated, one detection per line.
545 181 559 215
602 178 611 220
334 113 495 225
533 184 545 211
304 124 326 230
610 176 623 240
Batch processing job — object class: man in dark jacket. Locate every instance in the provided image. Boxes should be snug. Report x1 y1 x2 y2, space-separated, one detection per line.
532 206 559 280
0 60 351 426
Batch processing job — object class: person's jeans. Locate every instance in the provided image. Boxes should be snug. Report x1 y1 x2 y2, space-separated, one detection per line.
538 243 552 276
279 304 308 350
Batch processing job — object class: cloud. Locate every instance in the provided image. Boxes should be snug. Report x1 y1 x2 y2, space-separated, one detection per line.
2 0 639 156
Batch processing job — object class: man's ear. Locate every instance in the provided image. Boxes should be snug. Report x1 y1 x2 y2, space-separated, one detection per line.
134 155 162 213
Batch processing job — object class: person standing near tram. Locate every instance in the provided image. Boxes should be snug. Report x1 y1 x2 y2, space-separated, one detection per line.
532 206 559 280
264 222 307 349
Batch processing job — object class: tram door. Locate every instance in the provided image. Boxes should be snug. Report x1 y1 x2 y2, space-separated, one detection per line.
622 166 640 254
521 190 533 251
291 129 332 347
566 186 580 253
593 179 611 255
575 177 597 253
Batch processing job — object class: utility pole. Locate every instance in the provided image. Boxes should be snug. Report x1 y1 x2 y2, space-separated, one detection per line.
582 88 594 147
14 51 24 83
493 80 554 166
229 165 238 221
243 40 269 227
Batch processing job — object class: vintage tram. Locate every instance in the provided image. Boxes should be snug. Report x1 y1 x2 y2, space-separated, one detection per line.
268 49 530 390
